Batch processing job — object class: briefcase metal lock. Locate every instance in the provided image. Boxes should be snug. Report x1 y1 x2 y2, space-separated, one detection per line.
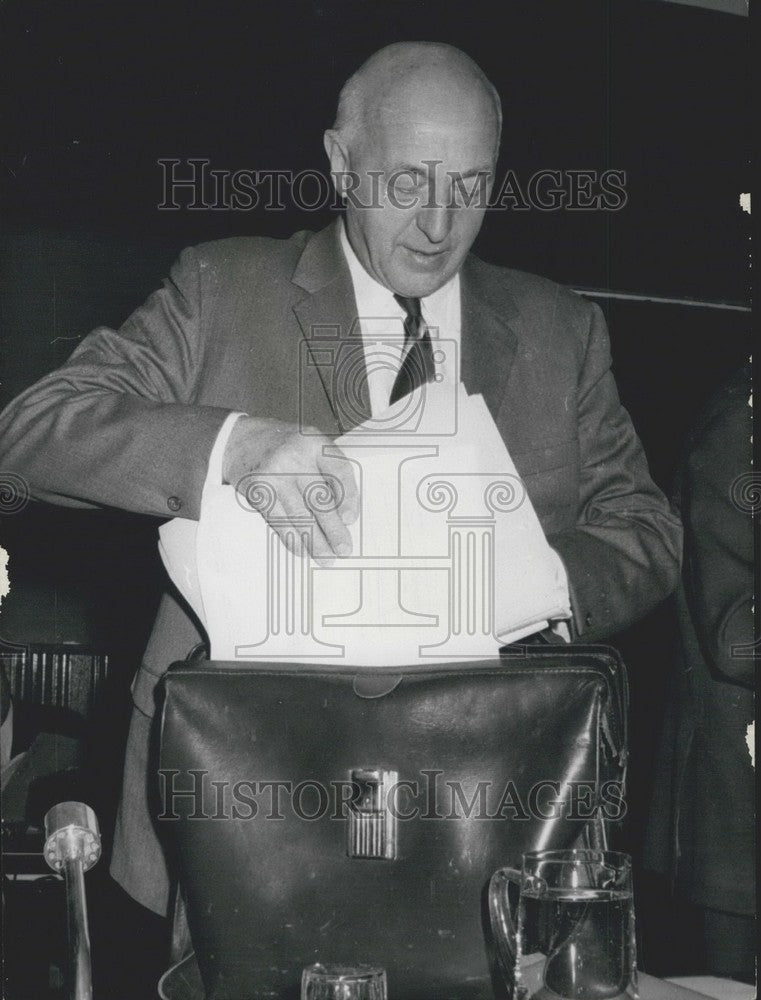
348 768 398 861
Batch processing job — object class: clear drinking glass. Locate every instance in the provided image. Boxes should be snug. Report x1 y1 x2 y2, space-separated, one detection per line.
300 964 388 1000
489 849 638 1000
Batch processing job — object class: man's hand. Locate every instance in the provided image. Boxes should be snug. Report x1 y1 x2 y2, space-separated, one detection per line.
222 416 359 563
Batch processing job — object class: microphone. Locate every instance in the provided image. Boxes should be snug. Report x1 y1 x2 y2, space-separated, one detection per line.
44 802 101 1000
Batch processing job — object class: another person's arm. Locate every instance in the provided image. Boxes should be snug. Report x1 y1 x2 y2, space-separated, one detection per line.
682 369 754 685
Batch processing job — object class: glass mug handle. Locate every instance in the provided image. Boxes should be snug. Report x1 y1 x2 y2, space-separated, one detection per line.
488 866 522 982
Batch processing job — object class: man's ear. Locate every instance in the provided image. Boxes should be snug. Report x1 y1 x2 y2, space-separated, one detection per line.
323 129 352 200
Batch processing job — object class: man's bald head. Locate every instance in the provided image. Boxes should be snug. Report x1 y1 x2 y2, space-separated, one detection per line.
325 42 501 297
333 42 502 157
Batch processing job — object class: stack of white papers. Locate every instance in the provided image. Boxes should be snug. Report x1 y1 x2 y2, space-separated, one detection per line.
159 384 570 664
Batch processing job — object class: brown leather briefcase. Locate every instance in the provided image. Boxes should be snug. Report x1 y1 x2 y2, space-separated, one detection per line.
159 646 628 1000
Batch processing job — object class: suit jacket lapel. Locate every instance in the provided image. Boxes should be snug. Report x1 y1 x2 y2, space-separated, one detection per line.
291 221 372 434
291 228 520 434
460 255 519 421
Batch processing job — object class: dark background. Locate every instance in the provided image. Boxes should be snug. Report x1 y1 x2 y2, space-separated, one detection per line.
0 0 751 305
0 0 752 994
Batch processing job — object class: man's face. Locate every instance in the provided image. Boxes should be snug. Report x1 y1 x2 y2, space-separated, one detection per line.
335 96 498 298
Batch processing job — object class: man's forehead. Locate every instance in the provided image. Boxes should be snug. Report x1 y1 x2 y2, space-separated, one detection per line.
363 113 497 169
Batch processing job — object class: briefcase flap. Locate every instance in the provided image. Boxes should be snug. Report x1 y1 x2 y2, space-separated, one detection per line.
159 646 628 1000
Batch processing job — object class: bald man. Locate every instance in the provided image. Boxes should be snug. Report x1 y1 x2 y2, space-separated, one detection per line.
0 42 681 917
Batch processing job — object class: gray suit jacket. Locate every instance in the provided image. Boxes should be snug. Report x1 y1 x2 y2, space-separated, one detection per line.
0 220 682 912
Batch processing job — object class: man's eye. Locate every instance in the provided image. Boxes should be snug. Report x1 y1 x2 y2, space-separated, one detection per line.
392 178 421 193
448 177 490 209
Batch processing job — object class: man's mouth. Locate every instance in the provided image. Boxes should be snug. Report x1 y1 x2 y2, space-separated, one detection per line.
404 246 449 268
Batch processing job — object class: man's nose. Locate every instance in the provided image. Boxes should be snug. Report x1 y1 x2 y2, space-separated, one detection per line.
415 204 452 244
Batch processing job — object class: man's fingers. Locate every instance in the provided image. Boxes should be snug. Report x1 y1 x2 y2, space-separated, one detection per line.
247 496 306 560
317 445 360 525
234 477 321 563
296 474 352 559
230 428 357 562
273 520 321 562
271 516 304 559
278 481 338 565
313 504 352 558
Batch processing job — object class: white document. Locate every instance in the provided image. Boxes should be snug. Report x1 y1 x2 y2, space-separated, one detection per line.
159 383 570 664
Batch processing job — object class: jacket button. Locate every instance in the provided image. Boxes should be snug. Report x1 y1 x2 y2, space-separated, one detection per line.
167 496 182 512
585 612 593 627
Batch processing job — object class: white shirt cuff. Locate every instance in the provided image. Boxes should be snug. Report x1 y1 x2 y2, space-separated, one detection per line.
204 412 247 493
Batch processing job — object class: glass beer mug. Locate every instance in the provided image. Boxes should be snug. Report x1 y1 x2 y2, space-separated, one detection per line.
301 964 388 1000
489 850 638 1000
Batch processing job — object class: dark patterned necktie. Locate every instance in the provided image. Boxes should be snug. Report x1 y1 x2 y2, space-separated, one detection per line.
390 294 435 404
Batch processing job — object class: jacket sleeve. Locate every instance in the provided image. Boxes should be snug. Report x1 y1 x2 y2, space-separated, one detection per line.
0 246 234 521
547 301 683 641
